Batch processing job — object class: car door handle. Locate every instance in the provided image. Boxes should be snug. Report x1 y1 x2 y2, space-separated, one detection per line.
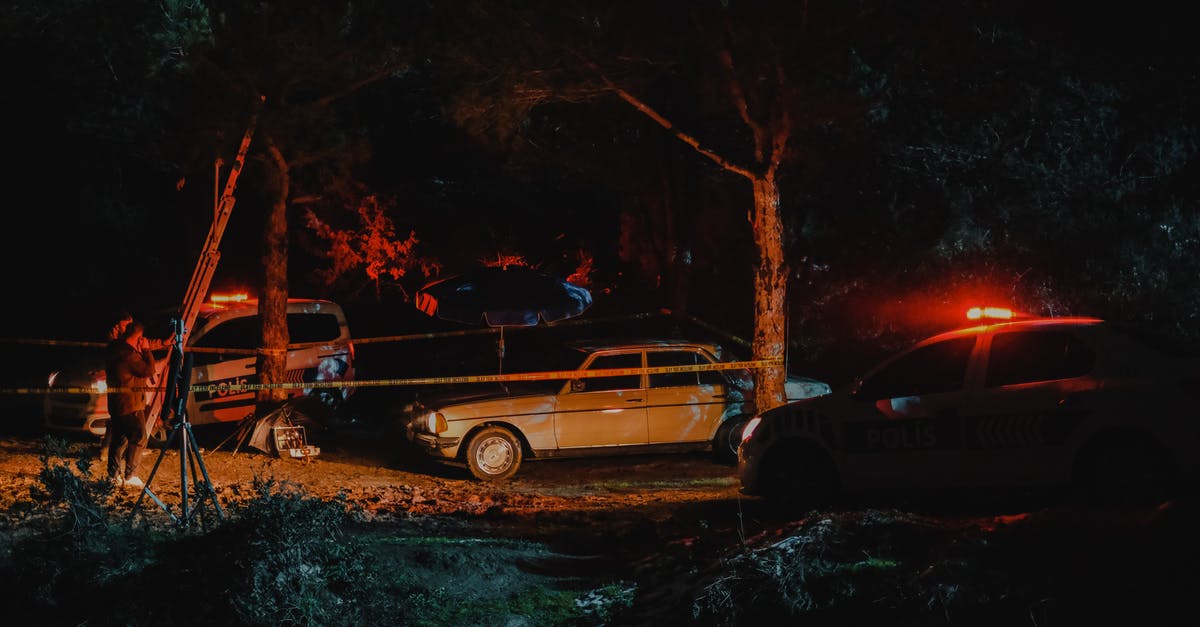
626 398 643 403
711 394 726 399
245 363 256 369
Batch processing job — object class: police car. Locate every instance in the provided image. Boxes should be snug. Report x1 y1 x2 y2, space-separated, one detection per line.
44 294 356 437
738 308 1200 505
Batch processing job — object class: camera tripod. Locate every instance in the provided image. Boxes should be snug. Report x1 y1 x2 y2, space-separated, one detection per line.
129 318 225 530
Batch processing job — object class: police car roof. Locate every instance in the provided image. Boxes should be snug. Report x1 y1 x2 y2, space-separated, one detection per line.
923 316 1105 345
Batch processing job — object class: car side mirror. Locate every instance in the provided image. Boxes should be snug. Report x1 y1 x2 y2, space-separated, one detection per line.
570 379 585 393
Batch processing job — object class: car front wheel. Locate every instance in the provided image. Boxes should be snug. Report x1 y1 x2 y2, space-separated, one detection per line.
464 426 522 481
756 439 838 510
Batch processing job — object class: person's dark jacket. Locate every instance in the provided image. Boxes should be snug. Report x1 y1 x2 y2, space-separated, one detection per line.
105 340 157 417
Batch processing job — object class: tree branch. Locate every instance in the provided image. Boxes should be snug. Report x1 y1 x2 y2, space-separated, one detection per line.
594 71 755 181
717 47 766 163
314 61 410 109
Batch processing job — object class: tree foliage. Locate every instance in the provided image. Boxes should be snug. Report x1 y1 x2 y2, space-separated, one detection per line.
777 1 1200 379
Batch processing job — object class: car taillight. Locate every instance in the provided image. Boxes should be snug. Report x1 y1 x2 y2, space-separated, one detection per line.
742 417 762 441
47 371 59 387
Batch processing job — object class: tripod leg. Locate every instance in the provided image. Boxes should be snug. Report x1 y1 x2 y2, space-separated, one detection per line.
179 420 190 524
185 422 226 521
129 422 182 527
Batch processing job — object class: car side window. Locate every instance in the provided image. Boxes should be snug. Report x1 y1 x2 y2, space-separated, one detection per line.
859 336 976 400
985 331 1095 387
647 350 723 388
288 313 343 343
190 316 258 365
577 353 643 392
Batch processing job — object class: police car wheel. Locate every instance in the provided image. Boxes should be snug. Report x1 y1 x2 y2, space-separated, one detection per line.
1075 433 1174 507
758 440 837 508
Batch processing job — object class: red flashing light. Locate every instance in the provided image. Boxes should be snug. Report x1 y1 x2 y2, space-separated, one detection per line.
966 306 1014 321
211 292 250 303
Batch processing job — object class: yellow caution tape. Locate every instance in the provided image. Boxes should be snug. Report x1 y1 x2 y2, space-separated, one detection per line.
3 358 784 395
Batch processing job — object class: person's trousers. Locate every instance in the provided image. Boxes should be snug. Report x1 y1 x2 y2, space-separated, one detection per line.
106 410 147 480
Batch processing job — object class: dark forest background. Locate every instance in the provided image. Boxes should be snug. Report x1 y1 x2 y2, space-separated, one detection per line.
2 0 1197 386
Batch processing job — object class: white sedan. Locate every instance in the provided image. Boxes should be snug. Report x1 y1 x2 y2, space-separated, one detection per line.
404 338 830 481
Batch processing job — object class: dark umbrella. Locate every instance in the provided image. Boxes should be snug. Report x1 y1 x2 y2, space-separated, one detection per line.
414 266 593 372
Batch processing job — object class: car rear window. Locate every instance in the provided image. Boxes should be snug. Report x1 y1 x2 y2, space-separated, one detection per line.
191 312 344 349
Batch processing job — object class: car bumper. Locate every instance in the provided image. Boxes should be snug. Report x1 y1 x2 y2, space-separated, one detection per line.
408 429 463 459
43 394 107 437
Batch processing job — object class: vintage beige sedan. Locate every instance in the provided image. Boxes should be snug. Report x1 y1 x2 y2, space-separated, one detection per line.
403 338 830 481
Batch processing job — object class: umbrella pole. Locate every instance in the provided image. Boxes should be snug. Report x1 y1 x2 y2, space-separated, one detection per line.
497 326 505 374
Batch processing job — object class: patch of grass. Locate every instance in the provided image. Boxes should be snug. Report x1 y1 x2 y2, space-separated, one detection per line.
367 534 537 549
382 579 620 627
585 477 737 490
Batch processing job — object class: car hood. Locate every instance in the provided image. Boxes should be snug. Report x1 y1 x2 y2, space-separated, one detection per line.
785 375 832 401
406 381 561 412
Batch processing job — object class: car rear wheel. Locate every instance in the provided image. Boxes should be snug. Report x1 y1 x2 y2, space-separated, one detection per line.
1074 432 1176 507
464 426 522 482
712 418 749 464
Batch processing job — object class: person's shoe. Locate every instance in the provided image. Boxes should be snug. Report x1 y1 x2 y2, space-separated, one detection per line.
110 476 124 488
124 475 144 489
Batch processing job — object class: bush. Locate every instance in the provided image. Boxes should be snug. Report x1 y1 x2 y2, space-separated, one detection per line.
0 443 380 626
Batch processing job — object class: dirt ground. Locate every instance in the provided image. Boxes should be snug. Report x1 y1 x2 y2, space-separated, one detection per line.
0 419 795 624
4 409 1198 626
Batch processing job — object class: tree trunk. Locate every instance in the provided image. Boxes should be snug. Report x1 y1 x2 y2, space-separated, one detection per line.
750 175 787 412
258 142 290 404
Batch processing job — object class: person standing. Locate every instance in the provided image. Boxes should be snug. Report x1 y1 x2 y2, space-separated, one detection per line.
99 311 170 464
104 319 158 488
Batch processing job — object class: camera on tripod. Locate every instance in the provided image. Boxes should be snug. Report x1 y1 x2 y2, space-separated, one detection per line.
158 316 191 429
130 313 225 529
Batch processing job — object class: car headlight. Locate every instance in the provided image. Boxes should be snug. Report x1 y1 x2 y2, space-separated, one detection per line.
94 378 107 393
741 416 762 442
47 371 60 387
421 411 448 434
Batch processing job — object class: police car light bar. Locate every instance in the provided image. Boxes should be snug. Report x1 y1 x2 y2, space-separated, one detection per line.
211 292 250 303
966 306 1013 320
